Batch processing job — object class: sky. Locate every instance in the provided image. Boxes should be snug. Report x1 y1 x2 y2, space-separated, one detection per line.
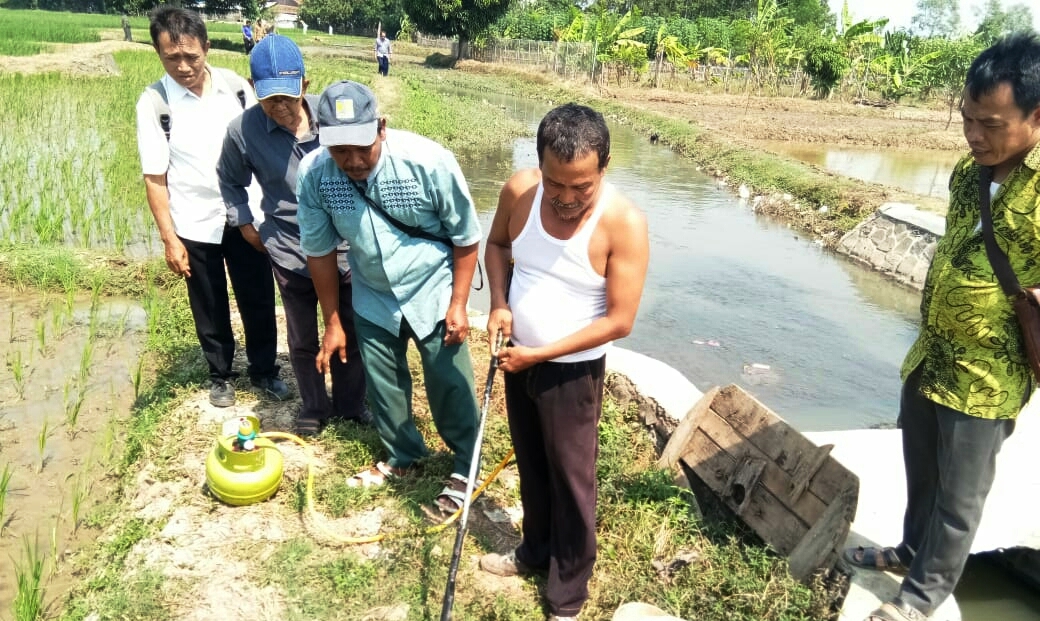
826 0 1040 34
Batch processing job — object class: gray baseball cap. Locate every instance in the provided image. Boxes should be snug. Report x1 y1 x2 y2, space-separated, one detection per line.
317 80 380 147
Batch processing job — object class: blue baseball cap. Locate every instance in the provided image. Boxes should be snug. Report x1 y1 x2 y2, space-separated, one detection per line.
250 35 305 100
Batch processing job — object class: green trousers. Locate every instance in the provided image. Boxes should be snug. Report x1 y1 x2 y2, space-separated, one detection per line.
353 313 479 477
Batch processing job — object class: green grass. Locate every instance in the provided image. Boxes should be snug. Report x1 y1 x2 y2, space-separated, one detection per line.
0 8 109 55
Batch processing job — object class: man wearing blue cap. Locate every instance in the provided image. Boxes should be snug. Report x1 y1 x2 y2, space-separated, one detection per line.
295 80 482 513
218 36 369 435
136 6 286 408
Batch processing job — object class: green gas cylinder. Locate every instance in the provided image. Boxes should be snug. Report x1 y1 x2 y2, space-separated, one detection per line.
205 415 283 506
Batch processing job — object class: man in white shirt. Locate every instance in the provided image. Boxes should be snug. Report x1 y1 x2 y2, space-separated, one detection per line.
136 6 287 407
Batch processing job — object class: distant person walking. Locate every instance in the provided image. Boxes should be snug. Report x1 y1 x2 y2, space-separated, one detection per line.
242 20 254 55
121 13 132 41
135 6 287 408
375 31 391 76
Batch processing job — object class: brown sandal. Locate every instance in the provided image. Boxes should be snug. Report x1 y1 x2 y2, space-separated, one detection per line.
843 545 910 575
866 600 927 621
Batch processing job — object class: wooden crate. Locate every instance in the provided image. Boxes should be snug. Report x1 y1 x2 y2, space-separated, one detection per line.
659 385 859 581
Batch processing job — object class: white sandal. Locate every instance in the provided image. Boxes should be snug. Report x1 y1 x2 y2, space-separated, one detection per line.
346 461 409 488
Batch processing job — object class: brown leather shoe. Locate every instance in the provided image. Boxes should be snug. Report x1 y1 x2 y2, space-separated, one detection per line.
479 551 532 577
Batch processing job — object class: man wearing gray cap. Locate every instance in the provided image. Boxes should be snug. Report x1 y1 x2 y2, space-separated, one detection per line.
218 36 369 435
296 80 481 513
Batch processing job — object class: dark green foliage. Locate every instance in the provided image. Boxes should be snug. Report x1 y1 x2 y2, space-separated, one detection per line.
299 0 405 37
803 39 849 97
401 0 512 55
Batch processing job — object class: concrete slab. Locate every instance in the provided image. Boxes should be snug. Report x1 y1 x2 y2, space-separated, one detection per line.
879 203 947 237
606 346 703 421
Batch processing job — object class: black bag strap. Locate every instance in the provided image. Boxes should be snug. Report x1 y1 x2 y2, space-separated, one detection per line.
978 165 1024 297
348 178 484 290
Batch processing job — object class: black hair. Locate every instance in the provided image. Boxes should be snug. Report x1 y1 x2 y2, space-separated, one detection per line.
149 6 208 49
536 103 610 170
966 33 1040 117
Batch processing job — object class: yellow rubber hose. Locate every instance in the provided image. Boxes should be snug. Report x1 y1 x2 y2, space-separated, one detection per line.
259 431 515 545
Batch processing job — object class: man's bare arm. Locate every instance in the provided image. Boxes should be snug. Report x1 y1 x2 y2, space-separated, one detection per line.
144 173 192 277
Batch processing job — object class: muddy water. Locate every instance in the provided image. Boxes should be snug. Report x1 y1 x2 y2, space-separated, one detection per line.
758 140 963 200
458 92 1039 620
0 290 145 611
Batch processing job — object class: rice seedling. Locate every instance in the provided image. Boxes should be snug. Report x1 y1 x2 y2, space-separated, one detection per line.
37 418 49 474
12 534 46 621
34 317 46 355
8 307 14 343
132 356 144 401
64 381 86 434
78 338 94 389
49 520 60 576
0 462 12 535
7 349 26 399
70 471 91 534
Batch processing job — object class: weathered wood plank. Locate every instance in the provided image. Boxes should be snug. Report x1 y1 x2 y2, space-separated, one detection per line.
691 407 829 525
712 386 856 503
681 427 807 554
658 386 720 470
788 443 834 505
787 485 858 581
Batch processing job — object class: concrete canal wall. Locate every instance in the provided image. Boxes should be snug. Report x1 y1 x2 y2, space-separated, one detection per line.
835 203 946 291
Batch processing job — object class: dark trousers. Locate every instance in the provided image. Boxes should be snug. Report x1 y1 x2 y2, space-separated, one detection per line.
896 366 1016 614
271 261 366 421
180 226 277 381
377 55 389 76
505 356 606 617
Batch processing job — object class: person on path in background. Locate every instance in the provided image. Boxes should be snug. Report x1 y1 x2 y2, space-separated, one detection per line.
374 31 391 77
122 13 132 42
218 36 370 436
479 103 650 621
300 20 308 35
296 80 482 514
242 20 254 55
843 33 1040 621
136 6 287 408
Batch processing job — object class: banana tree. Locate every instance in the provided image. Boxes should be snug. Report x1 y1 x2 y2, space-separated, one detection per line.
652 25 690 88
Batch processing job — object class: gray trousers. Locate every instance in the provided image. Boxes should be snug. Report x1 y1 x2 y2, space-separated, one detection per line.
896 366 1016 614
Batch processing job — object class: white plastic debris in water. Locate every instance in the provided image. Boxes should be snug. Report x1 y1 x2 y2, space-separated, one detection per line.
742 362 780 385
693 339 722 347
738 184 751 199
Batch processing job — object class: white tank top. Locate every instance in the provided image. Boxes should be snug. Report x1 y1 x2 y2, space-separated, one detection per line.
509 182 611 363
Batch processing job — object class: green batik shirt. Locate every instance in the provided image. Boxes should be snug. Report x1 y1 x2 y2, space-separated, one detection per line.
901 143 1040 419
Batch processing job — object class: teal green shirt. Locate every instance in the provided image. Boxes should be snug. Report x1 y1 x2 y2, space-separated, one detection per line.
296 129 481 339
901 143 1040 419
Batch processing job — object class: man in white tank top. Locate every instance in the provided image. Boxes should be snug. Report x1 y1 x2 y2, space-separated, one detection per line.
479 104 649 621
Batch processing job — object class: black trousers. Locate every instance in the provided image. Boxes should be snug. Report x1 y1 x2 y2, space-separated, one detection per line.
180 226 277 381
271 261 366 421
896 365 1016 614
505 355 606 618
377 55 389 76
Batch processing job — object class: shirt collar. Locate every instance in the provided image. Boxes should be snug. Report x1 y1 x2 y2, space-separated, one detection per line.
162 65 233 101
1024 140 1040 172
